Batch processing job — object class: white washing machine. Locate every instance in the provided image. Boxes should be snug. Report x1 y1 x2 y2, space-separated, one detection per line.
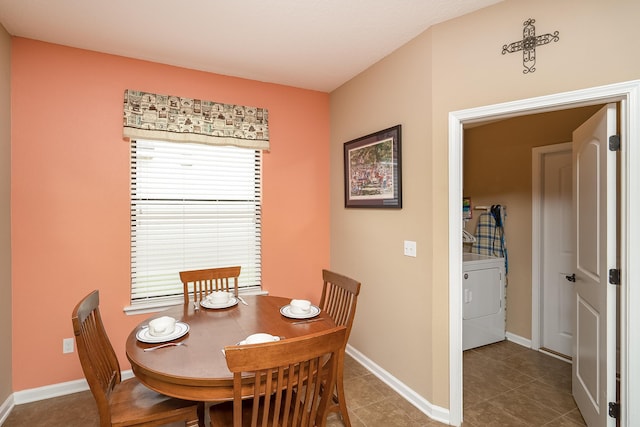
463 253 506 350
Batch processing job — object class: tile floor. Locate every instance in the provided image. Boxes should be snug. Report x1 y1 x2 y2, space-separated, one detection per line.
3 340 585 426
461 341 585 426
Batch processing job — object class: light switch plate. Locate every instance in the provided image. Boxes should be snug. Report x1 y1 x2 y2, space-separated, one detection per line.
403 240 417 257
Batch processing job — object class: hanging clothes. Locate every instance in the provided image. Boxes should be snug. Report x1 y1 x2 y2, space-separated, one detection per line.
471 205 508 273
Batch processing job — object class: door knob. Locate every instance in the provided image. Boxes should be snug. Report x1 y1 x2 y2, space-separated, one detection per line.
565 273 576 282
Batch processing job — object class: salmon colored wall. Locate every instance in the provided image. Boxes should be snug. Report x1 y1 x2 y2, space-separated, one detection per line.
0 23 12 404
11 38 330 391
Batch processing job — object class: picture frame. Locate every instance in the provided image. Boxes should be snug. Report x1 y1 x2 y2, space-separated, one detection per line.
344 125 402 208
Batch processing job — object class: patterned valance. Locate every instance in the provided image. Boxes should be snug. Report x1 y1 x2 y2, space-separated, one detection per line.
123 89 270 150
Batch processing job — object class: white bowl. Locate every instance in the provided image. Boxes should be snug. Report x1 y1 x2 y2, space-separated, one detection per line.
289 299 312 314
148 316 177 337
208 291 231 304
244 333 277 345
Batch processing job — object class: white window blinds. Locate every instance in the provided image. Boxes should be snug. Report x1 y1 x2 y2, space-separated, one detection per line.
130 139 262 304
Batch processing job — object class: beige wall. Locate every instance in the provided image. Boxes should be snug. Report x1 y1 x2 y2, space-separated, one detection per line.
330 29 436 400
330 0 640 410
463 106 600 339
0 23 12 404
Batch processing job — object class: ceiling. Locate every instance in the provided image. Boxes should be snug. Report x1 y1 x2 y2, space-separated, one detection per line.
0 0 502 92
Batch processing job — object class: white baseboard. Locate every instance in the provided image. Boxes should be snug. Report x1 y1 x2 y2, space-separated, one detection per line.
11 370 134 405
345 344 450 425
505 331 532 348
13 378 89 405
0 393 15 426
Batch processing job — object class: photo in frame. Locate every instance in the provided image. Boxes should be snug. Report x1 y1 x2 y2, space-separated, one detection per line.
344 125 402 208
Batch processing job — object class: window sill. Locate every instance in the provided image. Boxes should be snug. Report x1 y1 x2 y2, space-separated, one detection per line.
123 289 269 316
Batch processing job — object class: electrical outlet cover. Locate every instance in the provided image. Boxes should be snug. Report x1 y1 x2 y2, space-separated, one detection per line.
63 338 74 353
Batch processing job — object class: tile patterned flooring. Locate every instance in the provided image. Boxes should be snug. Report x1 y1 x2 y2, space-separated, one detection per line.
4 340 585 426
461 341 585 426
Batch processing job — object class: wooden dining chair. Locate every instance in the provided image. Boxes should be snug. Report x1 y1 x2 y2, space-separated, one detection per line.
210 326 347 427
179 266 241 304
71 290 202 427
318 269 361 427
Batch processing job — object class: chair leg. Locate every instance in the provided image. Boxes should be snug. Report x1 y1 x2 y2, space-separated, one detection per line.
322 350 351 426
331 350 352 427
197 402 206 427
334 376 351 427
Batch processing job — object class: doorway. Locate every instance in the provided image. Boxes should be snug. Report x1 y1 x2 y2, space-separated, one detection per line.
461 115 592 422
448 81 640 427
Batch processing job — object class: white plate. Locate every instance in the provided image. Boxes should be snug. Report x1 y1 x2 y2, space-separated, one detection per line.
136 322 190 344
237 335 281 345
280 304 321 319
200 297 239 309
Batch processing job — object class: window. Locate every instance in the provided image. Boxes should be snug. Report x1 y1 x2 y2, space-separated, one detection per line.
130 139 262 306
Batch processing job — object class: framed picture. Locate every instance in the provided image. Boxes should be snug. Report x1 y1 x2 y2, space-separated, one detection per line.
344 125 402 208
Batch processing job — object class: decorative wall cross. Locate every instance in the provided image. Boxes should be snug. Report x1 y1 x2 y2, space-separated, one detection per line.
502 19 559 74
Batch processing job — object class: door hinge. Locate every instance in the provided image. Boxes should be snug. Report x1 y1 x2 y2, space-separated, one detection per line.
609 268 621 285
609 135 621 151
609 401 620 419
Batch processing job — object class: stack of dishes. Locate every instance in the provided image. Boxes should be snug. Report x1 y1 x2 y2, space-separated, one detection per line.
201 291 238 309
137 316 190 343
280 299 320 319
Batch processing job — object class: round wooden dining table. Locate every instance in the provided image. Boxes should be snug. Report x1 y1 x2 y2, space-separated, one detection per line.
125 295 336 402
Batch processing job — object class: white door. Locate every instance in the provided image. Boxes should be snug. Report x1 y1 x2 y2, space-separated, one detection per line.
572 103 617 427
542 149 574 357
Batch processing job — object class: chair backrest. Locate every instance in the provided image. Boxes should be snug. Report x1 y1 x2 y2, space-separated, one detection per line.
318 270 361 341
179 266 241 304
71 290 121 425
224 326 347 427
